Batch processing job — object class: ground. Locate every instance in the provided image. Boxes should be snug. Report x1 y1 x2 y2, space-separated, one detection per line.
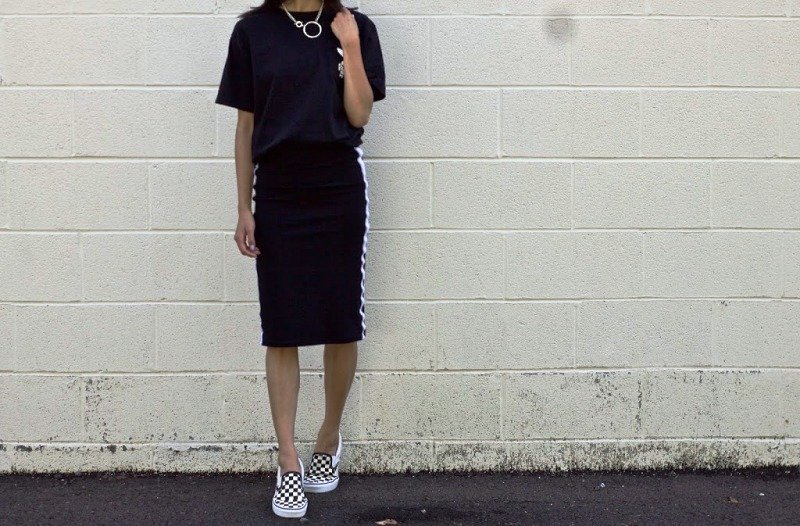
1 468 798 525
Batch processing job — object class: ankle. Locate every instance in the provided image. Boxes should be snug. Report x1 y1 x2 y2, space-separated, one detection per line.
317 424 340 439
278 448 300 468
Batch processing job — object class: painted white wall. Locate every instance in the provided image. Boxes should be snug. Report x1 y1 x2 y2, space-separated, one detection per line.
1 0 799 473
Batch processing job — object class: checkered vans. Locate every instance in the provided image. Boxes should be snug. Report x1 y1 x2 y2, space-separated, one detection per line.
272 456 308 518
303 431 343 493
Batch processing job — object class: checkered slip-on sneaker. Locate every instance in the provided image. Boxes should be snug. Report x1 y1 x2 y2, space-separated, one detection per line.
303 431 343 493
272 455 308 518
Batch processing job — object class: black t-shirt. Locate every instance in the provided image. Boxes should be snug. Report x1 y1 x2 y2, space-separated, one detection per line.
215 6 386 163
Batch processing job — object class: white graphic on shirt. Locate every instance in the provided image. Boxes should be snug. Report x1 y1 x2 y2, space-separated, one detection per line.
337 47 344 78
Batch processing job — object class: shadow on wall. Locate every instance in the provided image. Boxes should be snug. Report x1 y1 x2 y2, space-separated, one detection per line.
543 4 575 43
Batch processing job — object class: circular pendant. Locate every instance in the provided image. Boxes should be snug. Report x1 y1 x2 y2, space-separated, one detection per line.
303 20 322 39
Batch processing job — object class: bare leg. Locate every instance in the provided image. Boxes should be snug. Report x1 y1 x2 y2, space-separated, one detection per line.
314 341 358 454
266 346 301 473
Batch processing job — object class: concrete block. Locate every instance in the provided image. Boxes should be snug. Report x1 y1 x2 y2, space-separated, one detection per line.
503 0 647 14
436 302 574 370
0 233 81 301
364 88 499 157
650 0 786 15
150 162 238 230
366 161 431 229
714 300 800 367
0 162 6 228
577 300 714 367
641 91 782 158
431 18 569 85
359 0 504 14
712 162 800 228
369 232 505 299
506 232 643 299
640 369 799 437
143 17 233 85
784 93 800 156
504 370 641 439
11 443 153 473
0 1 215 13
0 375 83 441
84 375 226 442
374 17 428 86
783 233 800 297
8 162 148 230
0 305 14 371
74 90 216 157
573 19 707 86
643 232 783 297
503 89 640 157
710 20 800 87
222 232 258 302
574 161 710 228
0 90 73 157
361 372 502 439
433 161 571 228
82 233 225 301
15 305 155 372
0 17 145 84
155 303 262 372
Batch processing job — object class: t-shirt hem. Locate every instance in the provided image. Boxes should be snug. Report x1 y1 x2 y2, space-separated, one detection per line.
215 96 254 113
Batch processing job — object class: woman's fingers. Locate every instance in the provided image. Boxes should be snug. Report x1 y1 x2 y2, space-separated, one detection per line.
236 225 259 258
246 225 261 256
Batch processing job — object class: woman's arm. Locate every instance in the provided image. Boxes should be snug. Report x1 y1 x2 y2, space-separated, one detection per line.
233 109 260 258
332 9 374 128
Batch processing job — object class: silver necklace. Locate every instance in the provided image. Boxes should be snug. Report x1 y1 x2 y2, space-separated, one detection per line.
281 2 324 39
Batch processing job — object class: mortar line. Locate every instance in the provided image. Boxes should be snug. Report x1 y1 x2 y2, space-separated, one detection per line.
3 366 799 377
8 226 800 235
3 85 800 91
4 157 800 163
7 437 800 447
3 296 800 306
1 13 798 19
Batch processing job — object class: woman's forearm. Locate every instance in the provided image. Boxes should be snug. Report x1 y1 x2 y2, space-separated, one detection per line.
234 111 255 213
341 40 374 128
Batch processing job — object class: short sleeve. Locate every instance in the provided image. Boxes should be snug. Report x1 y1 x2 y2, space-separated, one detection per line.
360 19 386 102
216 22 255 112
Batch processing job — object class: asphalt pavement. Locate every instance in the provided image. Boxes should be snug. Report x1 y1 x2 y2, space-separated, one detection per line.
2 467 798 525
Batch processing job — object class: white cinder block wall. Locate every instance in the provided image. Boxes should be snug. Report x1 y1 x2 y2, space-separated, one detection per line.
1 0 799 473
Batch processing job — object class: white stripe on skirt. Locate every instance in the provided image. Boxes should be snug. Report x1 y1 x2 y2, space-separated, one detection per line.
354 146 370 340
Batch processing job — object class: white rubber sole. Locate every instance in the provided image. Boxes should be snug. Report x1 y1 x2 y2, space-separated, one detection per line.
272 500 308 518
303 475 339 493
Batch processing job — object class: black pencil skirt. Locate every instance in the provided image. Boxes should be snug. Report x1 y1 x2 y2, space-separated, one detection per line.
252 141 370 347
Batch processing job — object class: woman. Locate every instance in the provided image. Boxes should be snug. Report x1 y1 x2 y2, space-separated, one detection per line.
215 0 386 518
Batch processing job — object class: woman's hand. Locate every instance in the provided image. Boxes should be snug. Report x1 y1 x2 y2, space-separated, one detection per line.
331 7 359 47
235 209 260 258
